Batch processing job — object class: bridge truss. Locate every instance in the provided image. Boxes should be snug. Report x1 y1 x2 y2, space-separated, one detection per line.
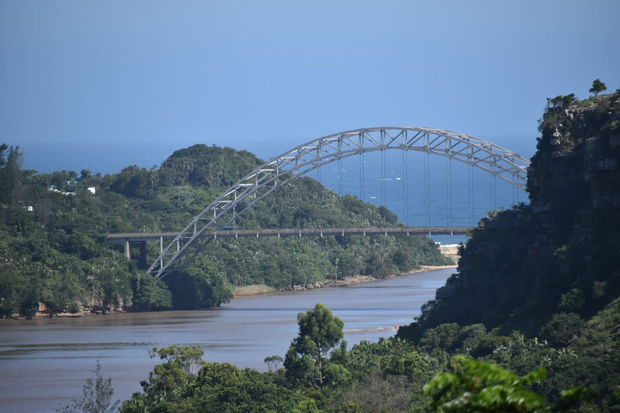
148 127 530 278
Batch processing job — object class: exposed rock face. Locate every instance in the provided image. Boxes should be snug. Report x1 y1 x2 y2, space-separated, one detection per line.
528 93 620 213
399 91 620 339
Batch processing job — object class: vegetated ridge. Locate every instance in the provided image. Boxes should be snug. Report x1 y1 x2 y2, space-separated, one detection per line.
109 89 620 413
0 144 448 317
399 90 620 338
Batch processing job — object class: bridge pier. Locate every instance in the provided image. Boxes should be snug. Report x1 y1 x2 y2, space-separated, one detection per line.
124 240 131 260
122 240 148 269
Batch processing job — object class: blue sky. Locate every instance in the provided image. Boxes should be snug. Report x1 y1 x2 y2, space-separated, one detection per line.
1 0 619 173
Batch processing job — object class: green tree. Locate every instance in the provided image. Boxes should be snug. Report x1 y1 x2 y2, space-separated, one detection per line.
131 275 172 311
122 345 204 411
539 312 584 347
589 78 607 96
419 323 462 353
124 353 317 412
423 356 549 412
0 144 22 205
264 355 284 372
150 344 205 375
285 303 346 387
338 374 413 413
186 363 315 413
165 255 232 309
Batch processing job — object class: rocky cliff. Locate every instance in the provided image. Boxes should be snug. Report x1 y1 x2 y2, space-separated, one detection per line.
399 90 620 338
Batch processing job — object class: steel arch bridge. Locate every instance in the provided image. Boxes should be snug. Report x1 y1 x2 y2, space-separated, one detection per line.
148 126 530 278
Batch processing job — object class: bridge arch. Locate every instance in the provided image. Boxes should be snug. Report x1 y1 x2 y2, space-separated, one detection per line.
148 127 530 277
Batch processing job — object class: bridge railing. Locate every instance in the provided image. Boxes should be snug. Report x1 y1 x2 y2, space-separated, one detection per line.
107 226 473 243
108 226 472 263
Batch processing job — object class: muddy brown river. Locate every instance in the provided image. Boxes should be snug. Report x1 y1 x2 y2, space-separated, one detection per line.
0 268 453 412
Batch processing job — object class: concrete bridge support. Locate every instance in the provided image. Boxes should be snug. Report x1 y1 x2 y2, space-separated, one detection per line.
124 240 131 260
122 240 149 269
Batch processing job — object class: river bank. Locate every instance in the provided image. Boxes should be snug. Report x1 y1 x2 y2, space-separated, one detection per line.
0 264 458 320
438 244 460 264
0 268 455 413
1 265 457 320
234 264 457 297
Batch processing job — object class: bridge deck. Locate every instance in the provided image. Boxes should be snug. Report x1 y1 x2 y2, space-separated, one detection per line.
107 226 471 243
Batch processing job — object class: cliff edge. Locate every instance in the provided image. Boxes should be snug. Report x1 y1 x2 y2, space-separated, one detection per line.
399 90 620 338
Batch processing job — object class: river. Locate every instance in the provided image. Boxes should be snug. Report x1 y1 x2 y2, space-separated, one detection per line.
0 268 453 412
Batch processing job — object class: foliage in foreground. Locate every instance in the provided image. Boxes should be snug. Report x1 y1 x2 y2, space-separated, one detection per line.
56 361 120 413
117 89 620 412
424 356 549 412
119 296 620 412
285 303 346 388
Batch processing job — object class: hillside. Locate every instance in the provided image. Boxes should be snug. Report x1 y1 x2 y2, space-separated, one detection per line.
0 144 448 317
48 89 620 413
398 90 620 339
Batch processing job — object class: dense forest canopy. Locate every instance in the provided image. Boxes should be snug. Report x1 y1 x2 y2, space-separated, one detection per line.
398 89 620 339
0 143 448 317
102 89 620 412
4 87 619 412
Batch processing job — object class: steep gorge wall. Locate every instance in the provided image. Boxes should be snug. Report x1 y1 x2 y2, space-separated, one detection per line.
399 90 620 338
